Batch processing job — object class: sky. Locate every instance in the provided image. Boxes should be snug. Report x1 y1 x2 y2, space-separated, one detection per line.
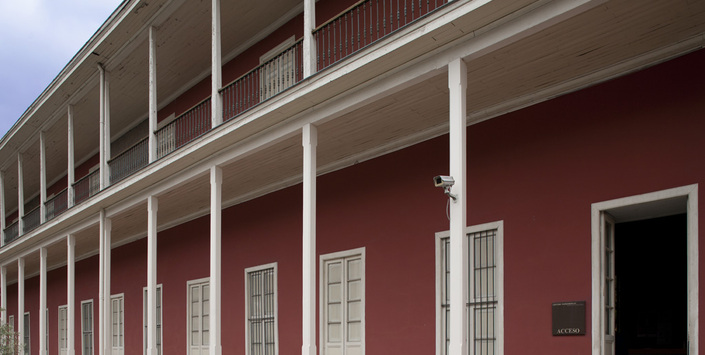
0 0 124 140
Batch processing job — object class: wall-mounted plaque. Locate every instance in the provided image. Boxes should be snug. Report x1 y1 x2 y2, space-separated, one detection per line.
552 301 586 336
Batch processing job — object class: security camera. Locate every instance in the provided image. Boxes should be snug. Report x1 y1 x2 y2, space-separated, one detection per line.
433 175 457 201
433 175 455 188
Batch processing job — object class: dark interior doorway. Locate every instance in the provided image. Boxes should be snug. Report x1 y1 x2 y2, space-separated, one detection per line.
614 214 687 355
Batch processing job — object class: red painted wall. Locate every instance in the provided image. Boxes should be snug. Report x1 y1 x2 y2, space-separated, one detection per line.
8 48 704 355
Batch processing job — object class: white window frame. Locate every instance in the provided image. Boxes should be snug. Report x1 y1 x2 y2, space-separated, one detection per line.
244 262 279 355
81 300 94 355
8 315 15 351
187 277 210 355
142 284 163 355
259 36 296 101
23 312 30 355
58 305 68 355
111 294 125 355
319 247 366 355
435 221 504 355
591 184 698 355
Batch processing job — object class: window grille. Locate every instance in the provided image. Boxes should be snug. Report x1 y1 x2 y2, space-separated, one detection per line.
246 266 277 355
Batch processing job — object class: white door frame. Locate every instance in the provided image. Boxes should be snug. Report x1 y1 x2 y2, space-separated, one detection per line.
591 184 698 355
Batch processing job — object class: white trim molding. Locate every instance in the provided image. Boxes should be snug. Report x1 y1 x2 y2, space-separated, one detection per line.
591 184 698 355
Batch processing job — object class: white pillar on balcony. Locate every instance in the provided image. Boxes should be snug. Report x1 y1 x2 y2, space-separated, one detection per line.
67 234 76 355
209 166 222 355
67 105 75 208
147 196 158 355
211 0 223 127
98 65 111 189
17 257 24 355
17 154 24 234
447 58 468 355
0 170 5 245
40 131 47 224
148 26 158 163
1 265 6 324
98 210 112 355
39 247 47 355
303 0 317 77
301 123 317 355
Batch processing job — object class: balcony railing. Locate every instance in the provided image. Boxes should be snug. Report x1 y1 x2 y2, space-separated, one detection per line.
23 207 41 234
314 0 450 70
73 169 100 205
156 99 212 159
109 138 148 184
222 39 304 122
45 188 69 221
3 221 18 245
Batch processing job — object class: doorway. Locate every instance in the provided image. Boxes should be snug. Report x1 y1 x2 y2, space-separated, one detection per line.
591 185 698 355
614 214 688 355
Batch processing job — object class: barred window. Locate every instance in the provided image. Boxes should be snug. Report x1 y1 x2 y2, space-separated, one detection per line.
245 263 278 355
438 223 503 355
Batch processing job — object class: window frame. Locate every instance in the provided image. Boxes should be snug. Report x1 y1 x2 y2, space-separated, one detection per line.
23 312 30 355
142 284 164 355
187 277 210 355
244 262 279 355
319 247 366 355
435 221 504 355
81 299 94 355
58 305 68 355
259 35 297 101
110 293 125 355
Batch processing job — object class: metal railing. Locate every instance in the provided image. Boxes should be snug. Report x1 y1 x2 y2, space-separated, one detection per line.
156 99 212 159
222 39 304 122
45 188 69 221
3 221 18 245
73 169 100 205
314 0 450 70
109 138 148 184
23 207 41 233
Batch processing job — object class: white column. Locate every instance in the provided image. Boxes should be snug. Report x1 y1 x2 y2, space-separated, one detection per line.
448 58 468 355
39 247 47 355
147 196 158 355
211 0 223 127
98 66 111 189
40 131 47 223
209 166 222 355
68 105 75 207
301 123 317 355
18 154 24 234
303 0 317 77
148 26 158 163
98 210 112 355
18 257 25 355
1 265 6 324
67 234 76 355
0 170 6 245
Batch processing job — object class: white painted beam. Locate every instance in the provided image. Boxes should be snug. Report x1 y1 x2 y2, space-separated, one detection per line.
147 196 158 355
17 257 24 355
301 123 317 355
68 105 75 207
447 58 467 355
67 234 76 355
39 247 47 355
40 131 47 224
211 0 223 127
303 0 316 77
0 266 6 324
0 171 5 246
209 165 222 355
149 26 158 163
18 154 24 235
99 65 108 190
